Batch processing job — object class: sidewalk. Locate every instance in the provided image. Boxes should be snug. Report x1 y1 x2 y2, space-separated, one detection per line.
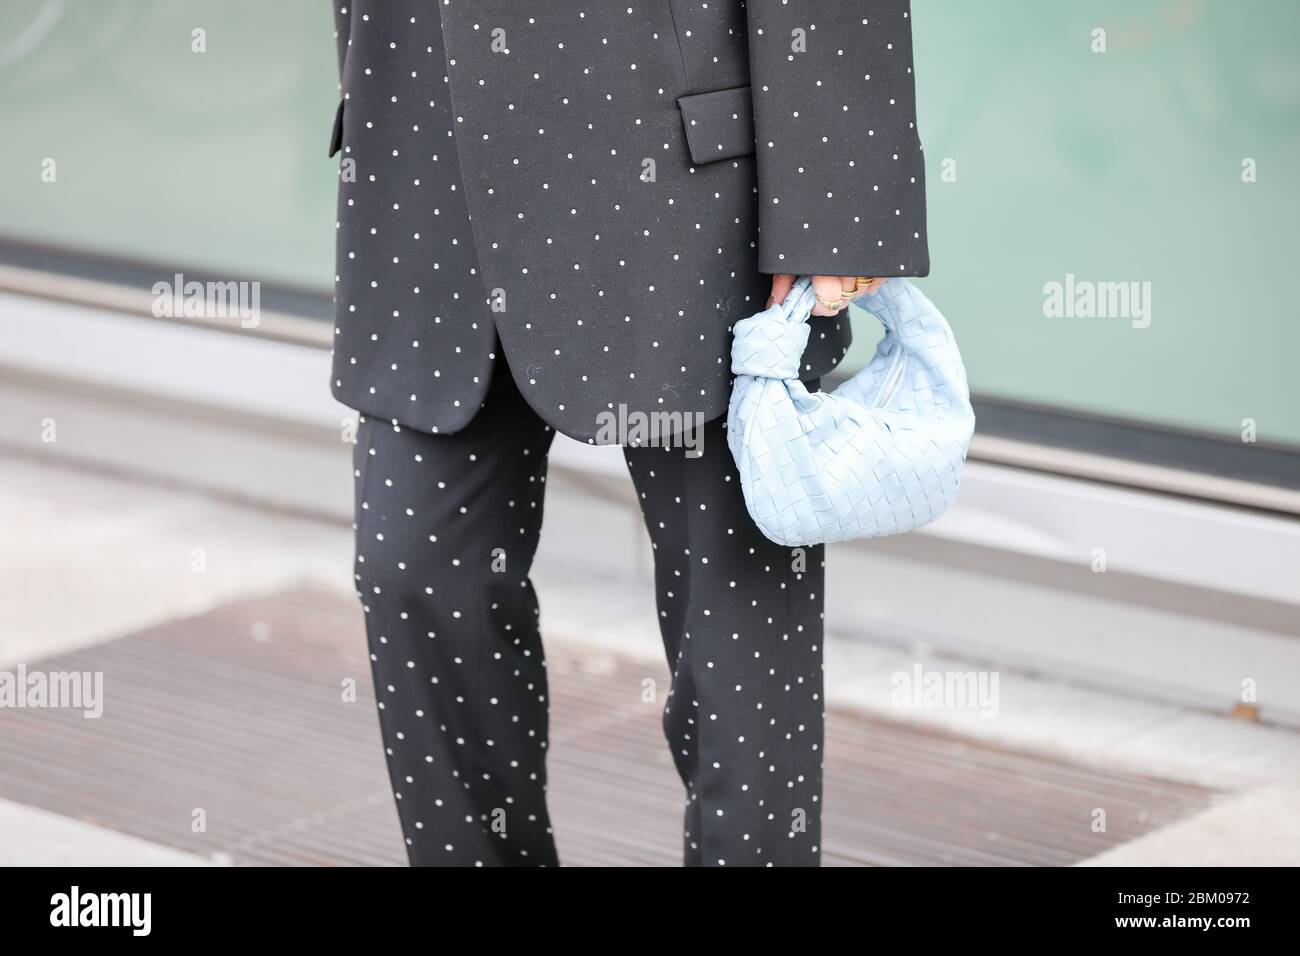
1 454 1297 865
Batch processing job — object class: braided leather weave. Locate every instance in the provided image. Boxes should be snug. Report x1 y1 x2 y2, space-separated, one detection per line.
728 277 975 547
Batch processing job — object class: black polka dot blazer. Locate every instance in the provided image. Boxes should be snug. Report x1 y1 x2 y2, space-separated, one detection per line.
329 1 929 442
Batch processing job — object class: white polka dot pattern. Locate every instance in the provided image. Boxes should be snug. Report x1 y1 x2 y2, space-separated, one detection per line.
330 1 928 442
332 0 931 870
745 1 930 276
354 352 827 866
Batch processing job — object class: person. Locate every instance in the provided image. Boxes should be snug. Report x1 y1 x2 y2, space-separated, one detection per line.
329 0 928 866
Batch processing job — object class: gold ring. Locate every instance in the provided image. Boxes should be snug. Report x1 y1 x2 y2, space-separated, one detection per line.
855 276 878 289
816 295 846 311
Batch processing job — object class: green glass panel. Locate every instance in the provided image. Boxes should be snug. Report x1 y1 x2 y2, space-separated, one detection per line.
0 0 339 287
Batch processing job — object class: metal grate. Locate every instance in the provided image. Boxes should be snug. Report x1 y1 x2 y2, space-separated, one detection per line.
0 586 1215 866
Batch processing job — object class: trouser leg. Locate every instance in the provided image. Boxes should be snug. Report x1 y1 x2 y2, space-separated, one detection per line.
351 362 558 866
623 410 826 867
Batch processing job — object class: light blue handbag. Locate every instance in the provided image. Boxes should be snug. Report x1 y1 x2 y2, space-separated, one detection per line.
727 277 975 547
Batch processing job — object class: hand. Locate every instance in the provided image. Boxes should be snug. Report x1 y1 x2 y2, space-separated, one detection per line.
767 274 889 316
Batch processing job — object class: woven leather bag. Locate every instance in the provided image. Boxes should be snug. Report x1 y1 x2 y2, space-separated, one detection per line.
727 277 975 547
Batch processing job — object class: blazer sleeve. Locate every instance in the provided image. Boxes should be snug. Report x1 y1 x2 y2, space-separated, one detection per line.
328 2 351 157
333 1 351 77
745 0 929 278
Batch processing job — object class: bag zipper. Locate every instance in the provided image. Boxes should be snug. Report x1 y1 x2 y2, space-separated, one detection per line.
875 345 908 408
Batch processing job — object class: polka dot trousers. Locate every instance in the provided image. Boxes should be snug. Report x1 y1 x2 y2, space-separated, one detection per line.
352 354 826 866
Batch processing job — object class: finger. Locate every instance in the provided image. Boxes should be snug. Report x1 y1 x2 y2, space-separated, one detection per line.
837 275 862 307
769 273 796 308
864 277 888 294
811 274 845 316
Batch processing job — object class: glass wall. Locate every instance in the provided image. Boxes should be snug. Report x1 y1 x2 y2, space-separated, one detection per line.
872 0 1300 448
0 0 338 287
2 0 1297 447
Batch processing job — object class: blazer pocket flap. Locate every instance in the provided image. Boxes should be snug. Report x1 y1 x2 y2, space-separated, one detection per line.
676 86 755 165
328 98 345 158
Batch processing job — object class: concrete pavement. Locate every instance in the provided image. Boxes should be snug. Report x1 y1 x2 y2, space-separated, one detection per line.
1 454 1296 866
